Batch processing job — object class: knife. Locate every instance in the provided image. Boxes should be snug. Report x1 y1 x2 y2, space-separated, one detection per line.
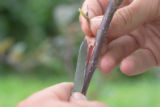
72 39 88 93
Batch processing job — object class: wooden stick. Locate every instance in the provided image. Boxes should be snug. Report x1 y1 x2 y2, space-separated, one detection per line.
82 0 123 95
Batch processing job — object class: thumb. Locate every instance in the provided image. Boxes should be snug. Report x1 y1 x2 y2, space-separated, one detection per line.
90 0 154 40
70 92 87 101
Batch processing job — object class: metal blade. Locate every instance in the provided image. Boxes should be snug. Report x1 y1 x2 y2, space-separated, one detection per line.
72 39 88 93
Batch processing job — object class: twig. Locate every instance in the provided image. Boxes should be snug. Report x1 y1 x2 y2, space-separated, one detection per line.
82 0 123 95
79 8 90 24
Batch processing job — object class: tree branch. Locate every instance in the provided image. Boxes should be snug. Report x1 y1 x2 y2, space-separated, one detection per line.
82 0 123 95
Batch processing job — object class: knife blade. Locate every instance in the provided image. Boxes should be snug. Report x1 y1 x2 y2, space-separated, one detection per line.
72 39 88 93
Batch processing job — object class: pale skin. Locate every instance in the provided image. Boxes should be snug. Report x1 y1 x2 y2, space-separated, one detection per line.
18 83 108 107
18 0 160 106
80 0 160 75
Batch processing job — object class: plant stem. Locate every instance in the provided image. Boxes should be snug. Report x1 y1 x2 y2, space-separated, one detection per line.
82 0 123 95
79 8 90 24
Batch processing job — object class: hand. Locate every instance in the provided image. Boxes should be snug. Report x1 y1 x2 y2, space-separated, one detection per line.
18 82 108 107
80 0 160 75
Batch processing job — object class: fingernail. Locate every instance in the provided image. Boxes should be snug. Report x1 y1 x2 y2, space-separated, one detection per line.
71 92 87 100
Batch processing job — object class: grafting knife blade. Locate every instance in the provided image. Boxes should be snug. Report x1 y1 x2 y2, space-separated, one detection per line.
72 39 88 93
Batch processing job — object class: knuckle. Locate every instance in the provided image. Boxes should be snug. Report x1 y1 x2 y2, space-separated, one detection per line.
117 7 133 27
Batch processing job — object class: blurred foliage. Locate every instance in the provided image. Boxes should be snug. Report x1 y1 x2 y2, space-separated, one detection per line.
0 0 82 74
0 0 77 49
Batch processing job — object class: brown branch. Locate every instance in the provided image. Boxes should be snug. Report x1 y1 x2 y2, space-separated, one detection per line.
82 0 123 95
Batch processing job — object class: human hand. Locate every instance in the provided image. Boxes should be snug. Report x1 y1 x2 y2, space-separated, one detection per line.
80 0 160 75
18 82 108 107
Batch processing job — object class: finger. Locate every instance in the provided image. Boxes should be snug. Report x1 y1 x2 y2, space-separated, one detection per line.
23 82 73 102
70 92 87 101
119 0 133 8
18 100 74 107
80 0 132 37
18 83 73 107
70 93 108 107
26 82 73 101
45 101 108 107
120 49 157 76
72 101 108 107
45 82 73 101
80 0 109 37
89 0 153 40
99 35 139 74
18 100 108 107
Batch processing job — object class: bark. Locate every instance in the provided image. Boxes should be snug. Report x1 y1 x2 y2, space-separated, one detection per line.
82 0 123 95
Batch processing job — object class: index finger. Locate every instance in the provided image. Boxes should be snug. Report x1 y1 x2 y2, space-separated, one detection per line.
80 0 109 37
44 82 73 101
